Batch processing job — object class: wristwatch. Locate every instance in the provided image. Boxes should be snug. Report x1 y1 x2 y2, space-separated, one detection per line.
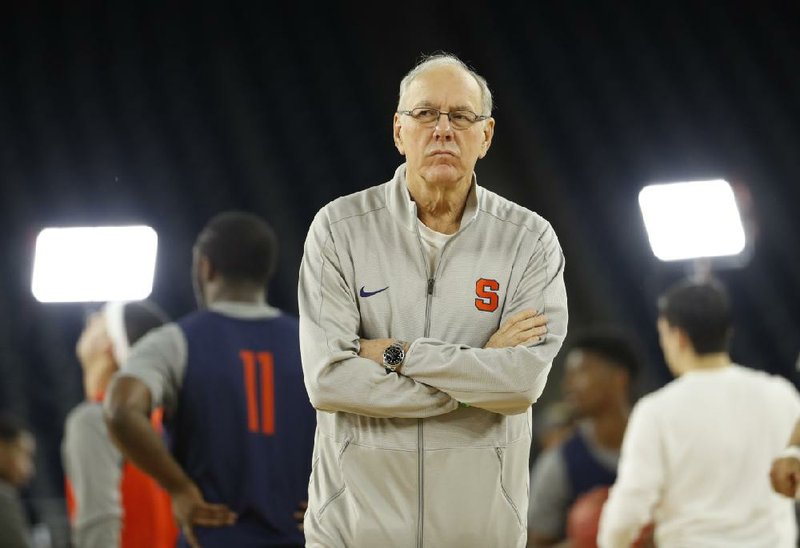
383 341 406 374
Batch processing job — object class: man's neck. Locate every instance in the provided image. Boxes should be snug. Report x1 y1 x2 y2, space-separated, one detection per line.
206 286 266 306
407 174 472 235
683 352 731 372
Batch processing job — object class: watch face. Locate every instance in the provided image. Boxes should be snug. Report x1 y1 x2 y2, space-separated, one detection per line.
384 344 404 366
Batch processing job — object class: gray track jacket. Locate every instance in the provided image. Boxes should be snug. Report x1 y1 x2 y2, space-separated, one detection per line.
299 164 568 547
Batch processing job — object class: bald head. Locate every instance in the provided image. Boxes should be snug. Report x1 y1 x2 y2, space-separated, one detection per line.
397 53 493 116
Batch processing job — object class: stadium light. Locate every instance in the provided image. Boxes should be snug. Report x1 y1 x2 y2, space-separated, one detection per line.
31 225 158 303
638 179 746 262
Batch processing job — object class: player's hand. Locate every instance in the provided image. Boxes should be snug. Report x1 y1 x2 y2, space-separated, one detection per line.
293 500 308 531
171 482 237 548
770 456 800 498
484 309 547 349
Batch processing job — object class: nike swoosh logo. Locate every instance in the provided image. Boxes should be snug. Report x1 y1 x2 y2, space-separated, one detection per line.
359 286 389 298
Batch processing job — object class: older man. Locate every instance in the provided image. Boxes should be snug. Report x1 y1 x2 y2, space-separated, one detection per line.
299 53 568 547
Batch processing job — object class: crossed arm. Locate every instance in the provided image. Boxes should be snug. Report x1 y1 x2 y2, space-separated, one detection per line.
358 308 548 363
358 308 548 379
299 213 567 418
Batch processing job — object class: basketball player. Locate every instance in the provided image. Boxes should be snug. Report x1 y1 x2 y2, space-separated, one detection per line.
63 300 177 548
104 211 315 548
598 279 800 547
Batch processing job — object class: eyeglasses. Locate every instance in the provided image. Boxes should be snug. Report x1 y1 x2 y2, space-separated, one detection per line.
398 107 489 130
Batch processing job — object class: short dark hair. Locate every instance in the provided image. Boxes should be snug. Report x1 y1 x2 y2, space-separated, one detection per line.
657 278 732 354
195 211 278 286
0 413 29 443
123 300 169 345
569 326 643 381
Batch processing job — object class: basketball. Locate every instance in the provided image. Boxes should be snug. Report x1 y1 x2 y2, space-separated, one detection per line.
566 485 610 548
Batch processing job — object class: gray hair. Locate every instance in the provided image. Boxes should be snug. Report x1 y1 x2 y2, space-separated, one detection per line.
397 53 493 116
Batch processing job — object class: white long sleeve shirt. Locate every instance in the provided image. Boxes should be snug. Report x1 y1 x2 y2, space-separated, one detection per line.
598 364 800 548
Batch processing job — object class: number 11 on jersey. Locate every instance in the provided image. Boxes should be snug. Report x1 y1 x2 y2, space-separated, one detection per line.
240 350 275 435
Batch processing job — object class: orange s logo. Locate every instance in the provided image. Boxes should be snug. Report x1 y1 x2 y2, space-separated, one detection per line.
475 278 499 312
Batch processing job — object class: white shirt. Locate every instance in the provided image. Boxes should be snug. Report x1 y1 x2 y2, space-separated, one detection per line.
417 219 453 275
598 364 800 548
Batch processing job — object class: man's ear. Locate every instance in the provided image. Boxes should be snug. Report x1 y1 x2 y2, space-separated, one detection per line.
675 328 693 352
393 113 405 156
198 254 216 282
478 117 495 159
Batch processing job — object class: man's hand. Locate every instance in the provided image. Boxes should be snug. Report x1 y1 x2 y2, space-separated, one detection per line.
293 500 308 531
770 455 800 498
358 338 401 365
485 309 548 349
357 310 548 365
171 482 237 548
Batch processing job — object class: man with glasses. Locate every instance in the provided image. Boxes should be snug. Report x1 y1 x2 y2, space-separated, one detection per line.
298 53 568 547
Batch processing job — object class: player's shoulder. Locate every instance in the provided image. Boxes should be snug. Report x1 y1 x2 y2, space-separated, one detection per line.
132 321 185 352
274 310 299 327
261 310 300 336
477 185 552 235
629 382 679 419
65 401 107 439
731 364 799 397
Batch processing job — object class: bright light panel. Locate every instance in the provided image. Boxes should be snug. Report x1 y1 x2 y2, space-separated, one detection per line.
32 226 158 303
639 179 746 261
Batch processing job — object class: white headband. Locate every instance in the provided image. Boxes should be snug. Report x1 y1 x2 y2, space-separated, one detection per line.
104 301 130 365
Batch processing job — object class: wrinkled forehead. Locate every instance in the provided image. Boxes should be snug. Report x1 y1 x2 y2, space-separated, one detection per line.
402 65 483 111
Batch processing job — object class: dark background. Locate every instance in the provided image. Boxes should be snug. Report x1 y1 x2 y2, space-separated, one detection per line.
1 2 799 544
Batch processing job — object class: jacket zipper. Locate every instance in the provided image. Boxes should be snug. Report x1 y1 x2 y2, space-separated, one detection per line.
415 223 461 548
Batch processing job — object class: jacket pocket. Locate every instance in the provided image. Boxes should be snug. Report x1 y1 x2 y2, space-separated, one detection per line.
496 446 524 529
339 443 419 547
310 435 351 520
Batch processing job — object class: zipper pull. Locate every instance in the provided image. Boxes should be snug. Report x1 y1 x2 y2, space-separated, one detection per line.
427 278 435 296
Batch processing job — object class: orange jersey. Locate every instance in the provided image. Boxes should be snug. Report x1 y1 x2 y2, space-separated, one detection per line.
64 405 177 548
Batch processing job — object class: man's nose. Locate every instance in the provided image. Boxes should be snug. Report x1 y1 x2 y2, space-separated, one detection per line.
433 113 454 137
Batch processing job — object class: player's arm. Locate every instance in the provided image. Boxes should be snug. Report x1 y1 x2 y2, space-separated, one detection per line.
298 210 459 419
597 400 661 548
105 376 236 547
375 222 568 415
771 417 800 497
103 325 235 547
62 403 123 548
